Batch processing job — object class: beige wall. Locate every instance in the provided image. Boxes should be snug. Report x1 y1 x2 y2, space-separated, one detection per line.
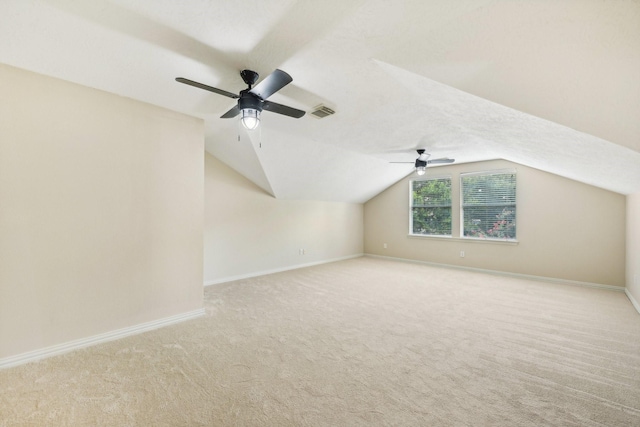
364 159 626 287
204 153 363 284
0 64 204 359
627 193 640 306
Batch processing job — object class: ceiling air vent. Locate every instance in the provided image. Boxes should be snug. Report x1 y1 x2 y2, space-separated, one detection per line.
310 105 335 119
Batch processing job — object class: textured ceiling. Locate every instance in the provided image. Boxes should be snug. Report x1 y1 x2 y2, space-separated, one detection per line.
2 0 639 202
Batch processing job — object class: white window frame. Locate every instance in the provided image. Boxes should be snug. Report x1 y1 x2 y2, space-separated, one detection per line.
460 169 517 241
409 175 453 237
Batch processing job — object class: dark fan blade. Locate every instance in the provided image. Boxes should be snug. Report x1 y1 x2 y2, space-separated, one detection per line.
176 77 239 99
427 158 455 164
262 100 305 118
250 69 292 100
220 105 240 118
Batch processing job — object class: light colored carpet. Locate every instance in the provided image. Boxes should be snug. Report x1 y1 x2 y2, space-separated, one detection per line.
1 256 639 426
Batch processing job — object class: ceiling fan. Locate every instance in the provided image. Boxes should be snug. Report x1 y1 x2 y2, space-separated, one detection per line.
176 69 305 130
390 149 455 175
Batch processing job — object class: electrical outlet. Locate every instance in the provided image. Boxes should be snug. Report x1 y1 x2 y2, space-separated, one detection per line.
460 251 465 258
383 243 387 249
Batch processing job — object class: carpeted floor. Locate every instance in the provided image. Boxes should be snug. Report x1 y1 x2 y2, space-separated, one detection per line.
1 256 639 426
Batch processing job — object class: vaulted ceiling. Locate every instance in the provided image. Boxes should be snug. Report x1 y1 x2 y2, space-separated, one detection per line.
2 0 639 202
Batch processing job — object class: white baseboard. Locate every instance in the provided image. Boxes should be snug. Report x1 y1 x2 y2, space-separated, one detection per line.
626 289 640 315
204 253 364 286
365 253 625 293
0 308 206 370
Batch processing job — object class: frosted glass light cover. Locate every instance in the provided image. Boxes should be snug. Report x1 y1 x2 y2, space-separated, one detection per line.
241 108 260 130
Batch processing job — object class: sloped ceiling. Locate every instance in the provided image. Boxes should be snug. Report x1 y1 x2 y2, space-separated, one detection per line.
1 0 639 202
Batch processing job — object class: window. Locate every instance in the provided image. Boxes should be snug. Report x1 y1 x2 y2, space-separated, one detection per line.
410 177 452 236
461 170 516 240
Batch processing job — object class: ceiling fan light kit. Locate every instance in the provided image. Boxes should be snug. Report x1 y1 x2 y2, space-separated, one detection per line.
235 91 259 131
390 148 455 175
240 108 260 130
415 149 429 175
176 69 305 131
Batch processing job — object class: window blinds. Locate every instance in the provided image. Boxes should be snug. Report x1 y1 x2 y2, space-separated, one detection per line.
461 171 516 240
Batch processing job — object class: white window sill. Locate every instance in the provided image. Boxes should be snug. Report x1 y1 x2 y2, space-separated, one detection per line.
408 234 519 245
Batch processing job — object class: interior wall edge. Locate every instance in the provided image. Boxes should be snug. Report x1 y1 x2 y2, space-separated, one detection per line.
625 289 640 315
0 308 206 371
204 254 364 286
0 63 204 360
365 254 626 293
626 192 640 314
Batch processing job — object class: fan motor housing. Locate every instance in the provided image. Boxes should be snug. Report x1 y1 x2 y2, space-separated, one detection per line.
238 91 263 112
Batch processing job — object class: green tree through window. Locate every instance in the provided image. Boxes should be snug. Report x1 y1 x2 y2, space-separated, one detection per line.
461 171 516 240
411 178 452 236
